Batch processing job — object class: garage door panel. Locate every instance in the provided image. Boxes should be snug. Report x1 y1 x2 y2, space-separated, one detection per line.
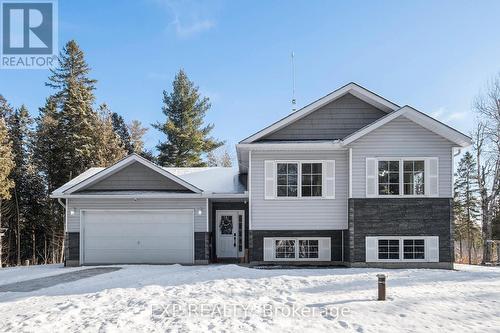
82 210 194 264
85 249 192 264
84 236 193 250
84 223 192 238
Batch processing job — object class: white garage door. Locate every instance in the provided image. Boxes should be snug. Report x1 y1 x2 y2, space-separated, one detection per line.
82 210 194 264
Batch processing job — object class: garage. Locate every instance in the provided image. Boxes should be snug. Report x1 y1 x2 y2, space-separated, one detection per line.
81 210 194 265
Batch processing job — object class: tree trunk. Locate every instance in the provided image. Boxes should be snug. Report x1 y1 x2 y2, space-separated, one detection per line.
459 236 463 262
51 231 55 264
14 189 20 266
32 229 36 265
482 204 493 264
44 236 47 265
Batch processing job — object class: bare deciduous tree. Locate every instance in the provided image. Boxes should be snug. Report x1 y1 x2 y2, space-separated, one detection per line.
473 74 500 263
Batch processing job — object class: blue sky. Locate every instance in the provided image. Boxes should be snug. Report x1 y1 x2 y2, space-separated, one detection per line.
1 0 500 156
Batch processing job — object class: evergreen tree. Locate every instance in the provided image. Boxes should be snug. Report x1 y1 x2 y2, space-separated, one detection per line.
94 104 127 165
47 40 127 179
111 112 133 154
153 70 223 167
128 120 148 154
0 95 14 119
33 97 65 263
6 105 32 265
0 118 15 267
454 152 481 264
47 40 97 101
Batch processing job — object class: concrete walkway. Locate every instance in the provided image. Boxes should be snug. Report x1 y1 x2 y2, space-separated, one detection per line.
0 267 121 292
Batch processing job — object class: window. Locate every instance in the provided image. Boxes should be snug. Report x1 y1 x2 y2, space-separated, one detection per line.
404 161 425 195
275 239 296 258
403 239 425 259
366 236 438 262
277 163 298 197
378 239 400 259
301 163 322 197
269 237 329 261
376 159 427 196
378 161 400 195
299 239 319 258
219 216 233 234
238 214 243 252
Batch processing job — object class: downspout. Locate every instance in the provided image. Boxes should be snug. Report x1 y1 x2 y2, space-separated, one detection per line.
57 198 66 209
57 198 67 265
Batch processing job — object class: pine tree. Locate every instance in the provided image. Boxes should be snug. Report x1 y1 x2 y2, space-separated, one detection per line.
33 97 64 263
154 69 223 167
94 104 127 166
128 120 148 154
0 95 14 119
0 118 15 267
111 112 133 154
47 40 97 101
454 152 481 264
6 105 32 265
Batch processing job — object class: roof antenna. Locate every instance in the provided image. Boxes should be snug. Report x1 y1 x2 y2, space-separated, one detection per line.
291 51 297 112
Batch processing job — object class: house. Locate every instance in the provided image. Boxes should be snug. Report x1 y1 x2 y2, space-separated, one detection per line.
51 82 472 268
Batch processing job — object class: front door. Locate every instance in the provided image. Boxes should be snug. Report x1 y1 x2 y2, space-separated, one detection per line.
216 211 239 258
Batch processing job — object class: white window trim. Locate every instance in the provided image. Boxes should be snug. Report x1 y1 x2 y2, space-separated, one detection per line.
273 160 333 200
369 236 434 263
272 237 329 261
374 157 436 198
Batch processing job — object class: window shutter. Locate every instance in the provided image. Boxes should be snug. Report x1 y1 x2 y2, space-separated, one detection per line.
366 158 377 197
263 238 274 261
318 238 331 261
426 236 439 262
426 158 439 197
365 237 378 262
264 161 275 199
323 160 335 199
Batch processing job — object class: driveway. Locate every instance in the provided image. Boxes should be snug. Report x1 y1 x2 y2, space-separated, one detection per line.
0 267 121 292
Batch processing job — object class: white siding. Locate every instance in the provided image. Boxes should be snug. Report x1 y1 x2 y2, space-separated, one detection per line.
67 198 207 232
250 150 348 230
349 116 455 198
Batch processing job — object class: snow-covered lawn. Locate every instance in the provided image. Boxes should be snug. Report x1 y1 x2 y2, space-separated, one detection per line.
0 264 499 332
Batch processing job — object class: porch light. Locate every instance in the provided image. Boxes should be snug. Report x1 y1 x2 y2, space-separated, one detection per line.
197 209 203 216
70 209 75 216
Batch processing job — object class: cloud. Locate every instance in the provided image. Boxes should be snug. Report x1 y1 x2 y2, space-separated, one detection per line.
445 112 468 121
431 107 469 123
154 0 217 38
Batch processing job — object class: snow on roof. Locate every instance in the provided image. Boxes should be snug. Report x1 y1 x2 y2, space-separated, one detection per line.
52 165 245 196
164 167 246 194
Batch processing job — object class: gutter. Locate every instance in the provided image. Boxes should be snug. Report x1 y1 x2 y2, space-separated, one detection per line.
51 192 249 200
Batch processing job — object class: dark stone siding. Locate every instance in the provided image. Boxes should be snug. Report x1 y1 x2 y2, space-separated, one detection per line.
65 232 80 263
249 230 344 262
348 198 453 263
211 201 249 261
194 232 210 261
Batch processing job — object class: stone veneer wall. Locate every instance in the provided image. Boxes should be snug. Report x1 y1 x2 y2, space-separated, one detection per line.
249 230 344 264
348 198 453 268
